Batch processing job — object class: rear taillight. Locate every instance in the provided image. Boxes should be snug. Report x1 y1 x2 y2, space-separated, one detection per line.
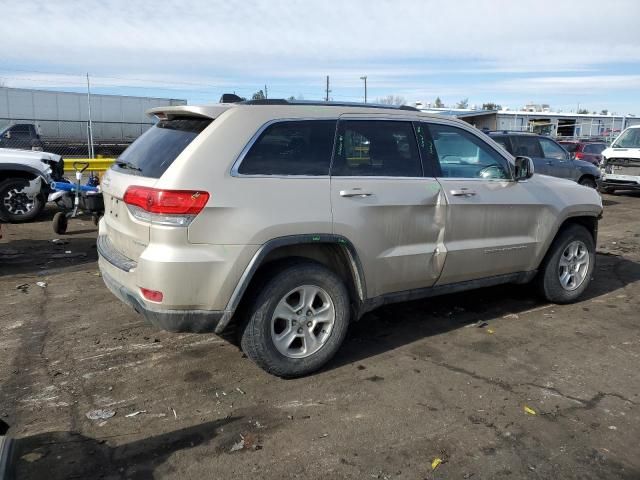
575 152 585 160
123 186 209 226
140 287 163 302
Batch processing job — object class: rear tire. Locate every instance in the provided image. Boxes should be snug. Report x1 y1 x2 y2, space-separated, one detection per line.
0 178 44 223
52 212 68 234
239 261 350 378
537 224 595 304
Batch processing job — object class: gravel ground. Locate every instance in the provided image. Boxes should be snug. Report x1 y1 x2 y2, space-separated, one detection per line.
1 193 639 480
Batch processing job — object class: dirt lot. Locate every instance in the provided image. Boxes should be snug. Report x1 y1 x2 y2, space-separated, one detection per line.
1 193 639 480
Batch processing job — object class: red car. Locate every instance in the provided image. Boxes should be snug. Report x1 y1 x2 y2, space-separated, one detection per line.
558 141 607 166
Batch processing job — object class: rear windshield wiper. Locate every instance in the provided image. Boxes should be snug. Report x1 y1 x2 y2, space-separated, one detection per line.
115 160 143 172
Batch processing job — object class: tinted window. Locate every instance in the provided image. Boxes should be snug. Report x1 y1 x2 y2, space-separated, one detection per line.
584 143 606 154
510 135 543 157
331 120 422 177
428 124 510 179
239 120 336 175
11 125 32 136
539 137 567 160
115 118 211 178
491 136 511 152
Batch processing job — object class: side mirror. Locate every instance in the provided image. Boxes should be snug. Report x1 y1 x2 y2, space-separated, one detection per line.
514 156 534 181
3 132 10 139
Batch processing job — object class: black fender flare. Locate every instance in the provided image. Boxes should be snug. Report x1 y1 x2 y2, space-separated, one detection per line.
214 234 366 334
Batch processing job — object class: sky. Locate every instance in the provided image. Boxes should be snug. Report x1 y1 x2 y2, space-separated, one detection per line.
1 0 640 114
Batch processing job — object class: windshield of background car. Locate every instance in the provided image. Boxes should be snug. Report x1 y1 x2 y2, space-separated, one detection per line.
612 128 640 148
114 117 212 178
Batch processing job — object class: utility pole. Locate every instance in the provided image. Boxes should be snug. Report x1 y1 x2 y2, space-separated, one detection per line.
325 75 331 102
264 84 268 99
360 75 367 103
86 73 94 159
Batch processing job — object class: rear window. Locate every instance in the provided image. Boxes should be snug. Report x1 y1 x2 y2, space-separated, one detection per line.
560 142 579 153
584 143 606 154
238 120 336 175
114 117 212 178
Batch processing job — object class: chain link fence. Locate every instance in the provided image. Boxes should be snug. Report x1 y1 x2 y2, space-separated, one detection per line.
0 117 155 157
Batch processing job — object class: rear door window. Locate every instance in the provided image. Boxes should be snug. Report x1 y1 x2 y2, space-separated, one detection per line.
238 120 336 175
510 136 544 157
331 120 422 177
115 117 212 178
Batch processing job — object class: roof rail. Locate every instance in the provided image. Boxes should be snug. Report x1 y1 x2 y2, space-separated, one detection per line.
486 130 536 135
240 98 419 111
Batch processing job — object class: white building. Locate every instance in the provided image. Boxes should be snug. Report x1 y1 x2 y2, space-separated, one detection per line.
417 105 639 140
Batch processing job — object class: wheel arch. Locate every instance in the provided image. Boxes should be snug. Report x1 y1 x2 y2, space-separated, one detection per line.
215 234 366 334
0 166 41 184
536 214 599 271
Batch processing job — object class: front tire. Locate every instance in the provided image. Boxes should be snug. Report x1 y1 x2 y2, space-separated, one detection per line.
537 224 595 303
240 261 350 378
578 176 597 189
0 178 44 223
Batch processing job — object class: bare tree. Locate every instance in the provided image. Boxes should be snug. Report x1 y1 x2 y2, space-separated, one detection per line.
456 98 469 109
252 90 266 100
482 102 502 111
376 95 407 106
434 97 444 108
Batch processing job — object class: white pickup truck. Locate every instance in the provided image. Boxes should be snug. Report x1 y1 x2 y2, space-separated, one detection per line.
599 125 640 193
0 148 65 222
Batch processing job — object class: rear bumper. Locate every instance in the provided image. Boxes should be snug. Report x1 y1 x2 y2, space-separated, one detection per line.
101 269 224 333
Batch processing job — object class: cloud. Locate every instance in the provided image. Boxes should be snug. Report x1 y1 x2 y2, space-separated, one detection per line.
3 0 640 73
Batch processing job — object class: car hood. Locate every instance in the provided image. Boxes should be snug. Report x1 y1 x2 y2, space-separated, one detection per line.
602 147 640 159
0 148 62 163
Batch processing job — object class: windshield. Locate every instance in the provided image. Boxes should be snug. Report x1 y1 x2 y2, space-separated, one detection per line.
114 117 212 178
612 128 640 148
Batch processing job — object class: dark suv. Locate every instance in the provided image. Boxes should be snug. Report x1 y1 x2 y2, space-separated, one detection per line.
488 132 601 188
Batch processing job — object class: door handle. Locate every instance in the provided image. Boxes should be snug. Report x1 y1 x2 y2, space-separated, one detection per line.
450 189 476 197
340 189 373 198
546 160 553 165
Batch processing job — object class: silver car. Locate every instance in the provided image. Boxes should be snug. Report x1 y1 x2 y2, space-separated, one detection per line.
98 100 602 377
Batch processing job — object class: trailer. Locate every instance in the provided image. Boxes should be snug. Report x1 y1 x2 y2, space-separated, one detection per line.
0 87 186 156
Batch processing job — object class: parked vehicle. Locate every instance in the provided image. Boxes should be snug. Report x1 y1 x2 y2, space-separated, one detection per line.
0 86 187 157
599 125 640 193
0 122 133 157
0 148 65 222
98 100 602 377
558 140 607 166
487 132 601 188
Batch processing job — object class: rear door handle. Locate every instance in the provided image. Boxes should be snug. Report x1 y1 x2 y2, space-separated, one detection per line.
450 189 476 197
340 189 373 198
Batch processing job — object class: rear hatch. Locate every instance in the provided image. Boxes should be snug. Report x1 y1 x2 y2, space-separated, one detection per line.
101 115 213 260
